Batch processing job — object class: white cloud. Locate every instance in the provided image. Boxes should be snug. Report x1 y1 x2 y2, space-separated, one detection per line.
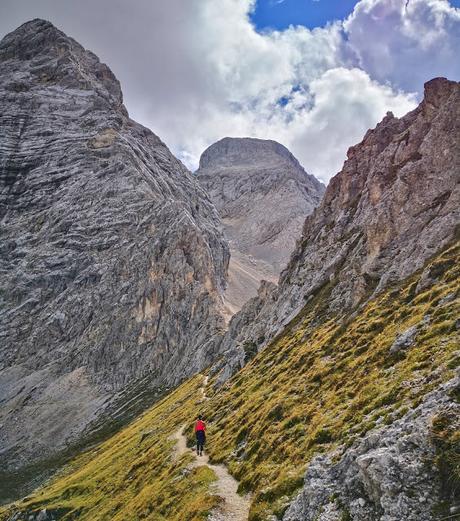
161 66 416 182
0 0 457 182
119 0 420 181
344 0 460 91
286 68 418 180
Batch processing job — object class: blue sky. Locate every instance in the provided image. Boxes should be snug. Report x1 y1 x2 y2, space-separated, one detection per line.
251 0 360 30
251 0 460 30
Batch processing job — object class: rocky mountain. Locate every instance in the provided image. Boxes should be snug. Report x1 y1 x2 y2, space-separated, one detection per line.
284 375 460 521
3 241 458 520
217 77 460 379
0 19 229 499
196 137 324 315
0 18 459 521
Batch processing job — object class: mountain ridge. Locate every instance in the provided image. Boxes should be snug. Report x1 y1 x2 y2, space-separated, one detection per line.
214 77 460 381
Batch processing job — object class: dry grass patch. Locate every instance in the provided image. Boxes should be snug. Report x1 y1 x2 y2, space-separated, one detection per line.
203 243 460 519
0 376 220 521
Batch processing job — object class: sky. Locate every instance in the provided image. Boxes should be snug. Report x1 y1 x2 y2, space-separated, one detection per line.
0 1 459 183
251 0 362 30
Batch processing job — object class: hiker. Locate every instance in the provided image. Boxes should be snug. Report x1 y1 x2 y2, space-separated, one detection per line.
195 414 206 456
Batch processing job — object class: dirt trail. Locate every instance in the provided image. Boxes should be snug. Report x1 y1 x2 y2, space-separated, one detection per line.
172 377 251 521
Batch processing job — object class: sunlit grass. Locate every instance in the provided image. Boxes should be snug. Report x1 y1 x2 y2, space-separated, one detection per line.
0 376 220 521
202 242 460 519
1 243 458 521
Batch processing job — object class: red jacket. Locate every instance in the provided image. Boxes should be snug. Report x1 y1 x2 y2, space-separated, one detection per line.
195 420 206 432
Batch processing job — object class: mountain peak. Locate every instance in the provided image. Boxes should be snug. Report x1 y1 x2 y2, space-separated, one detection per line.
199 136 304 171
196 136 325 315
18 18 58 31
0 18 124 107
1 18 74 60
0 18 229 497
423 76 458 107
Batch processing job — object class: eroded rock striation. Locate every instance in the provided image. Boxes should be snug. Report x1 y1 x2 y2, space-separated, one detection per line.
196 137 324 315
217 77 460 378
0 19 229 497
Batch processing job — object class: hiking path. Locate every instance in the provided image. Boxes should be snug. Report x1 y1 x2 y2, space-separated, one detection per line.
172 376 251 521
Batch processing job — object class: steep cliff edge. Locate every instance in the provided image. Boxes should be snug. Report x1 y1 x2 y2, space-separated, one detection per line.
217 78 460 377
0 19 229 499
196 137 324 315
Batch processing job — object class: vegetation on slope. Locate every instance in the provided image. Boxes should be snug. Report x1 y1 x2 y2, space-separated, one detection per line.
0 376 220 521
431 408 460 515
1 243 458 521
201 242 460 520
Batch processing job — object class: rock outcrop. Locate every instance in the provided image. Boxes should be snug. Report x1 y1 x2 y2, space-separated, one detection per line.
0 19 229 498
283 375 460 521
196 137 324 315
217 77 460 378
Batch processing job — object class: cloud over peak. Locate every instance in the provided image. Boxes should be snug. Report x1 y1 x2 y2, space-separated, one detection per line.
0 0 458 182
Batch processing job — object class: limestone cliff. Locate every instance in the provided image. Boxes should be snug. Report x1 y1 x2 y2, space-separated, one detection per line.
0 19 229 498
217 78 460 378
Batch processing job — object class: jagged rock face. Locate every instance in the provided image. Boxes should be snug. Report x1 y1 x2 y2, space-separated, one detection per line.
217 78 460 376
196 137 324 314
284 77 460 314
0 19 229 493
283 376 460 521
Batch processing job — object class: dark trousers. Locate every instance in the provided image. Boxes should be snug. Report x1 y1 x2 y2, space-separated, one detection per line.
196 430 205 452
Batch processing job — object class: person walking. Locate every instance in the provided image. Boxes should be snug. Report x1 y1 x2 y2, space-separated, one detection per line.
195 415 206 456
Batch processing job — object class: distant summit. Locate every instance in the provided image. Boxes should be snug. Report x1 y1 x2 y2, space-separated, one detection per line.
196 137 325 315
218 77 460 379
199 136 306 170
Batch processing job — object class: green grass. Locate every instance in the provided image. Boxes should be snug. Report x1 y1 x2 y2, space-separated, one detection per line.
1 243 458 520
201 242 460 519
0 376 220 521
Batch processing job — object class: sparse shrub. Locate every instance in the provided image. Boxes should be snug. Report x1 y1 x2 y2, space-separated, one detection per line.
243 341 258 363
283 415 303 429
341 509 352 521
431 412 460 505
429 258 455 279
235 427 248 444
267 404 284 422
312 428 334 445
448 384 460 403
404 282 418 303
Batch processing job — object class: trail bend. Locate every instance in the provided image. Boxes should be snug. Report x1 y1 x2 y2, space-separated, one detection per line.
172 377 251 521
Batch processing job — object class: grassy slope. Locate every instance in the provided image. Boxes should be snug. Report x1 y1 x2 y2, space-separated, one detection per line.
1 243 458 521
202 242 460 520
0 376 221 521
